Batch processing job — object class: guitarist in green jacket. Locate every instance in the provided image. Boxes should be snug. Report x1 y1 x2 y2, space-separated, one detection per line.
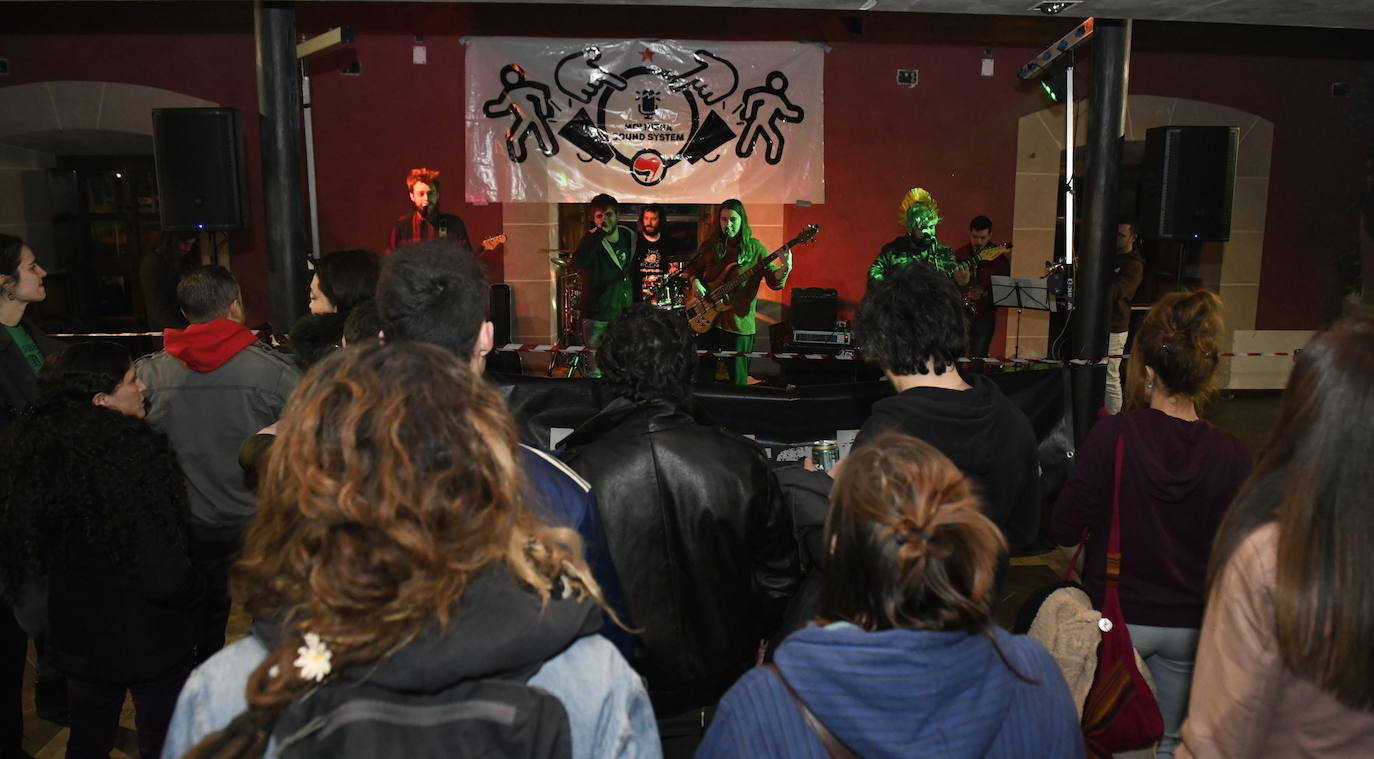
684 199 791 385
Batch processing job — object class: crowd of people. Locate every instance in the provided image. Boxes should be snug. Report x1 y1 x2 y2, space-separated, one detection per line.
2 216 1373 759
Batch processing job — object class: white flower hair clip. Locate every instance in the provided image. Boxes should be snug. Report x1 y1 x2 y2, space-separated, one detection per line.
293 631 333 682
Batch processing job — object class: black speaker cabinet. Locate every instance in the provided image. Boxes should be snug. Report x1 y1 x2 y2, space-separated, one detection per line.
791 287 838 331
1138 125 1238 242
489 283 514 345
153 108 247 232
486 283 522 374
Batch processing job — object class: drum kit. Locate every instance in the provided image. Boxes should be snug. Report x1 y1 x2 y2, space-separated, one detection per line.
545 251 692 377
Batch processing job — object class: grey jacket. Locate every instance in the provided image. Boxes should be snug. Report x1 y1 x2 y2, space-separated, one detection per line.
136 337 299 528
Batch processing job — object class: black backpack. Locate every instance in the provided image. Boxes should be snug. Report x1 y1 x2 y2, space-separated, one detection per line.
271 667 573 759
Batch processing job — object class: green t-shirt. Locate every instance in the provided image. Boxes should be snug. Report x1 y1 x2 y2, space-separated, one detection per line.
4 324 45 374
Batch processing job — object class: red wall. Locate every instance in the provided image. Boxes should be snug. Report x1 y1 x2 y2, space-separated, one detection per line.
4 5 1365 331
1128 51 1363 329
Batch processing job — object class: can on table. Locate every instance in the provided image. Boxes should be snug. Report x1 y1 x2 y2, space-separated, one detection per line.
812 439 839 473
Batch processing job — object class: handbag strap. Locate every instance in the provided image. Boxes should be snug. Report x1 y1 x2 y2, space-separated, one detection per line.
1059 527 1089 582
764 663 858 759
1106 432 1125 582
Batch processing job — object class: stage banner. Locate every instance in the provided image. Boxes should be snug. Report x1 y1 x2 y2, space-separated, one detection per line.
464 37 825 204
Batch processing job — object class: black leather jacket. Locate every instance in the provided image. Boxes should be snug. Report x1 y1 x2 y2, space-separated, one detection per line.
557 397 799 715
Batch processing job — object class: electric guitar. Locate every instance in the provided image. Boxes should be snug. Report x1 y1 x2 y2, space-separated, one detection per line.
683 225 819 334
958 243 1012 317
479 234 507 252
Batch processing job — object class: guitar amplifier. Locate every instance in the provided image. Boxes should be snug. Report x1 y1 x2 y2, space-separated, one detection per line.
791 287 838 331
793 329 852 345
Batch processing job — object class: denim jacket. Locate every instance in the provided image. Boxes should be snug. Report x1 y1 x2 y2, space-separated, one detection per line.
160 633 661 758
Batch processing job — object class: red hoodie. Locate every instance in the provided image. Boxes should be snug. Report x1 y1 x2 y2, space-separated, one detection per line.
162 318 259 373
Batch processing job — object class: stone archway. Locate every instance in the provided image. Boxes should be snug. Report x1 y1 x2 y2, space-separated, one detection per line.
1011 95 1274 386
0 81 218 252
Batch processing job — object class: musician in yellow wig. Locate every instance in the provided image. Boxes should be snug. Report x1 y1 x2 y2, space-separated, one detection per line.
869 187 958 281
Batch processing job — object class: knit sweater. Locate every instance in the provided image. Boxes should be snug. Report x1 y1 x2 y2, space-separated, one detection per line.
698 623 1084 759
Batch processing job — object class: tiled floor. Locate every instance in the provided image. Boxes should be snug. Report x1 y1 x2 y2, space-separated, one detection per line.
16 390 1281 758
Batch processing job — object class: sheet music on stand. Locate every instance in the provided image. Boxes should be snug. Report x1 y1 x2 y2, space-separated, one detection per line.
990 276 1054 313
990 276 1053 359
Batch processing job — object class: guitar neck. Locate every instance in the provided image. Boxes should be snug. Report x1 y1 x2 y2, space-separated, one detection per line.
710 247 782 300
957 244 1009 270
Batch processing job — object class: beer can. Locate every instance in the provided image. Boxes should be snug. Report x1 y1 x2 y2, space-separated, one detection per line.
812 439 839 473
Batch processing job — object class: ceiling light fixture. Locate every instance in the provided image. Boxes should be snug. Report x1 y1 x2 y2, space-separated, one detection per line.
1032 1 1082 15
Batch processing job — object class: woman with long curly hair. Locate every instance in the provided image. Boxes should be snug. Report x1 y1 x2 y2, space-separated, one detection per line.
1052 290 1252 758
1178 318 1374 757
162 341 657 759
0 341 201 759
698 432 1082 758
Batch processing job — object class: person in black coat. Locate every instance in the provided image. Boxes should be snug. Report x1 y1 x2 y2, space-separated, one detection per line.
556 303 800 758
0 233 62 756
0 342 202 759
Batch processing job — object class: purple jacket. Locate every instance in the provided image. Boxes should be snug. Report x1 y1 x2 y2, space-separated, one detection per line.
1051 409 1251 628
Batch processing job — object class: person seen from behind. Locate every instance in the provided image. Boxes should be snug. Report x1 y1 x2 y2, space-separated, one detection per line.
1178 317 1374 757
698 432 1083 758
1053 289 1251 758
161 341 658 758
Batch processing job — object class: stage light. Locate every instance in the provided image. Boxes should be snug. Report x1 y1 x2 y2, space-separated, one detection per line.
1041 68 1067 102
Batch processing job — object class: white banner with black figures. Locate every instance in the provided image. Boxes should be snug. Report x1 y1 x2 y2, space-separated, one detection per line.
464 37 825 205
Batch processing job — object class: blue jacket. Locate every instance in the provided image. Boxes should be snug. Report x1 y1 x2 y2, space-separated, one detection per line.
698 624 1085 759
519 444 632 658
160 568 661 759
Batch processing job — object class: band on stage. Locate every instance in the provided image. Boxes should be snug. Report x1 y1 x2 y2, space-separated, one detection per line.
387 169 1010 383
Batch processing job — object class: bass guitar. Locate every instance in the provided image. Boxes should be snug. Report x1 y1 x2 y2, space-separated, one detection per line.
683 225 819 335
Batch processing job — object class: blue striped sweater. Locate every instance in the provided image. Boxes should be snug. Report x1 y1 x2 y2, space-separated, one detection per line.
698 623 1084 758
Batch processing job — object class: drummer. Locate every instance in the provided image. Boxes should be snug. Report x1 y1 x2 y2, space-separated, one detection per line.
633 204 685 309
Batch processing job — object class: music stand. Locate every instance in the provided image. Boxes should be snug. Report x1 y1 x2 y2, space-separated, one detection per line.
990 276 1053 359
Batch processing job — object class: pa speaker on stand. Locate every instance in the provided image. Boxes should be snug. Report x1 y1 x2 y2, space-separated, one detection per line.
152 108 247 233
1138 125 1238 289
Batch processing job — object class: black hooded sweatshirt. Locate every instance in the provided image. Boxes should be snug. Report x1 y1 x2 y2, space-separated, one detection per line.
853 373 1041 551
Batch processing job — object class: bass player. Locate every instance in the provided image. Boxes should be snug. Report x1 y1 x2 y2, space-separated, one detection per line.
684 199 792 384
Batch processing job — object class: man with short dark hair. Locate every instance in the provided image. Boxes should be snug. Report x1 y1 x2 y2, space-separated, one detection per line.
385 167 470 253
854 263 1040 552
1106 219 1146 414
375 242 630 655
952 215 1011 360
569 194 635 374
136 265 300 662
557 303 798 756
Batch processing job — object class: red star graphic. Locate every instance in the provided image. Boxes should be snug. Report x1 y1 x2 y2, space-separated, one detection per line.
639 47 655 62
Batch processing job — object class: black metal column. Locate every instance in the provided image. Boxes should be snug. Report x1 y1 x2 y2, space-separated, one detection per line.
1069 18 1131 446
255 1 307 332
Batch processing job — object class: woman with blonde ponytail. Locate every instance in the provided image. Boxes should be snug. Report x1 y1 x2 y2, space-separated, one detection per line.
159 341 658 759
698 432 1082 758
1053 290 1252 758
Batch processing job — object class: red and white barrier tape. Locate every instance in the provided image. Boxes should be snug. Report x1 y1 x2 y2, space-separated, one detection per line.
45 333 1299 365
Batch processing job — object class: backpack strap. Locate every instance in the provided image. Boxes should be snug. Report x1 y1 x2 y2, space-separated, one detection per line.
764 663 857 759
